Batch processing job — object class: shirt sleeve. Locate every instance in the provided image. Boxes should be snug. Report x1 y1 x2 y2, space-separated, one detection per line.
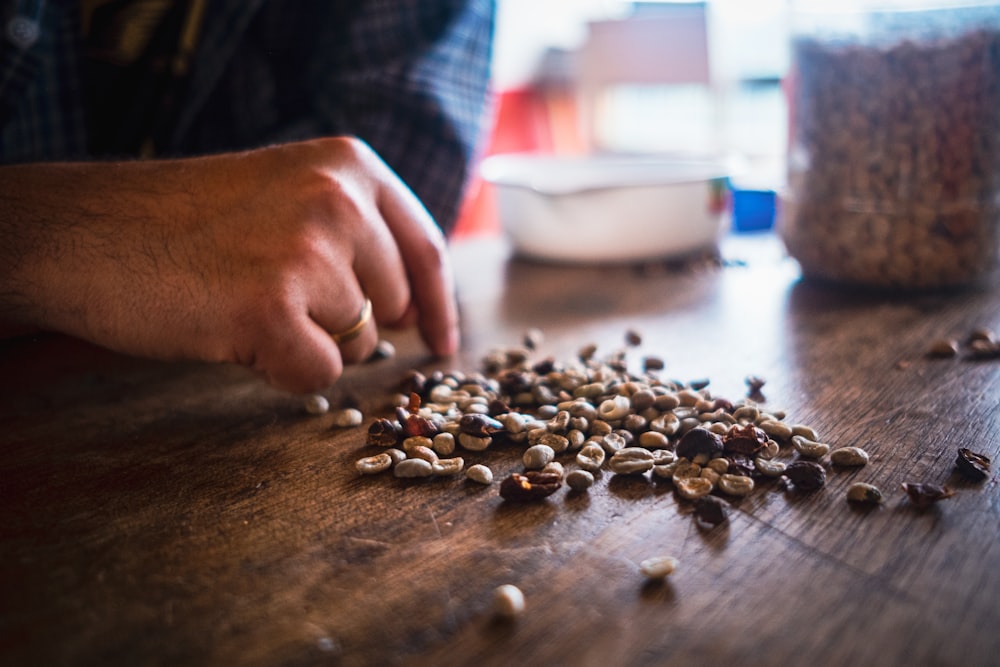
311 0 496 234
178 1 496 235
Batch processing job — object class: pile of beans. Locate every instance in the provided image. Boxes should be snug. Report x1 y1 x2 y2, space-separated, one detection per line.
782 28 1000 289
346 337 881 513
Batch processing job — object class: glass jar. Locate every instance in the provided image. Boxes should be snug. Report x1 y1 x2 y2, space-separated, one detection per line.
780 1 1000 289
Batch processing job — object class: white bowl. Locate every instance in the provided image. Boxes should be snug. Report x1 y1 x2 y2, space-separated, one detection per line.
481 153 731 263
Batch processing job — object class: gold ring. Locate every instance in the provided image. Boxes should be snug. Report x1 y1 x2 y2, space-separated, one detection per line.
331 298 372 344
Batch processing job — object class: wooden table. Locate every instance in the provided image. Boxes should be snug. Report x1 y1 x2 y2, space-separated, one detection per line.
1 233 997 667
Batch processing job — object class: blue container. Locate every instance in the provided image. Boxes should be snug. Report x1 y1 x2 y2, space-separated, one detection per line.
731 188 776 232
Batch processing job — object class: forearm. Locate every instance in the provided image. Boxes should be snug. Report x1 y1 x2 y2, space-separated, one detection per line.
0 161 197 340
0 139 458 393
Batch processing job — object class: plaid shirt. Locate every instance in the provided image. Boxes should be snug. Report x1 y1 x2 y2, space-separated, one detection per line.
0 0 495 231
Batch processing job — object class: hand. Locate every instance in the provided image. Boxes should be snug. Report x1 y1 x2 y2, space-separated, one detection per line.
0 137 459 393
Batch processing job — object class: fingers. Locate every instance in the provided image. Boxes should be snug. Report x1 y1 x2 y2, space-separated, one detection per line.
254 315 346 394
368 157 460 357
321 294 379 364
244 137 460 394
253 293 379 394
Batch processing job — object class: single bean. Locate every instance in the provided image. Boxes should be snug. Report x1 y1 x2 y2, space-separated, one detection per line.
539 433 570 453
706 458 731 475
355 453 393 475
791 424 819 441
394 458 434 478
566 469 595 492
541 461 565 479
598 395 631 421
466 464 494 485
671 460 702 481
718 474 755 497
304 394 330 415
830 446 870 467
332 408 364 428
639 555 678 579
432 432 456 456
754 456 786 477
385 448 407 465
599 432 627 454
792 435 831 459
432 457 465 476
576 443 606 472
403 436 434 453
608 447 655 475
846 482 883 504
523 444 556 470
758 419 793 441
493 584 526 619
675 477 713 499
651 449 676 466
638 431 670 449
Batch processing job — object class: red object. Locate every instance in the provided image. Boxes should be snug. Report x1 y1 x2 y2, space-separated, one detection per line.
452 87 558 238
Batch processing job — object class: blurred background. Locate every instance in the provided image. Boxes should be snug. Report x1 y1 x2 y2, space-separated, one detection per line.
454 0 791 238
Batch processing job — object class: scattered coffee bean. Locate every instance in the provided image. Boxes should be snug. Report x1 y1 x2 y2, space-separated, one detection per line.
694 495 729 526
393 458 434 479
406 444 439 464
367 418 401 447
846 482 883 505
675 477 713 499
575 443 606 472
830 446 870 467
367 339 396 362
967 338 1000 360
718 474 755 497
784 461 827 492
927 338 960 359
523 444 556 470
901 482 955 509
745 375 766 394
566 469 595 492
333 408 365 428
432 432 456 456
754 456 786 477
493 584 525 619
790 424 819 441
431 457 465 476
466 464 494 485
304 394 330 415
608 447 655 475
676 428 724 461
499 471 562 501
955 447 991 482
639 555 678 580
541 461 565 479
791 435 830 459
643 355 665 372
758 419 793 442
385 448 406 465
356 453 393 475
671 459 702 481
523 327 544 350
968 327 996 345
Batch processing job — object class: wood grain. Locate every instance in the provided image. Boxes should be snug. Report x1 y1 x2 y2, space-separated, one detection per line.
0 234 997 667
